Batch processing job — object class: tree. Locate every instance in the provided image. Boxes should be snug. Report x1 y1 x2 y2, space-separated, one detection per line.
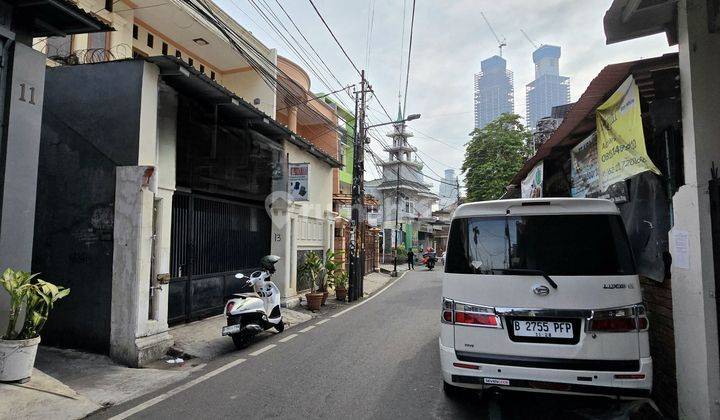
461 114 532 201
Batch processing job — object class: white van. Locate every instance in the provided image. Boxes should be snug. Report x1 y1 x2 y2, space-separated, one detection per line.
439 198 651 398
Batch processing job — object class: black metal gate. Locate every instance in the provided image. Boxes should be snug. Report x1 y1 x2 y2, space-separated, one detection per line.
168 192 271 324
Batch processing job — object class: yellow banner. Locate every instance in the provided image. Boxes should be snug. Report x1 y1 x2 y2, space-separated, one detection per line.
596 76 660 190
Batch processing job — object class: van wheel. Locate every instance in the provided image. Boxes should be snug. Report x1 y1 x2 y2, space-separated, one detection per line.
275 320 285 333
443 381 471 399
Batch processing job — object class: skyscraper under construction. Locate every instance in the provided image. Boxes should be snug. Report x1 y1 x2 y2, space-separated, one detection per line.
473 55 514 129
525 45 570 129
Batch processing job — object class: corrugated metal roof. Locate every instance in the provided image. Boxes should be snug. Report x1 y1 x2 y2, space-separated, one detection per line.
510 53 678 186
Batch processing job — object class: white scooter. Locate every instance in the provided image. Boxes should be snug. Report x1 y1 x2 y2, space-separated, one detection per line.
222 255 284 349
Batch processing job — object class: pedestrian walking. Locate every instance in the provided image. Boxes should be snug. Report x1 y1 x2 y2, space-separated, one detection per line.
407 248 415 270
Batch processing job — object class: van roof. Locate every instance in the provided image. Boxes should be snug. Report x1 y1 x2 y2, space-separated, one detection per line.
453 198 620 218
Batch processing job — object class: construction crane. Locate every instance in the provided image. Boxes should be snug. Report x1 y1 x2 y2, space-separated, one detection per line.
520 29 541 50
480 12 507 57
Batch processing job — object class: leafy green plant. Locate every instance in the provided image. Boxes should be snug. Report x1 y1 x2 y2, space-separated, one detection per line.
1 268 70 340
298 251 324 292
323 249 344 290
333 271 349 289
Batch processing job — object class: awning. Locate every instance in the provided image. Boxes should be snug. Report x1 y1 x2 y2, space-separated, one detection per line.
12 0 114 37
603 0 677 45
509 53 678 186
147 56 342 168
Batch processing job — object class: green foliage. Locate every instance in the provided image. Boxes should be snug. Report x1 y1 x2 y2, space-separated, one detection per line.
1 268 70 340
298 252 324 292
298 249 347 292
461 113 532 201
333 271 349 289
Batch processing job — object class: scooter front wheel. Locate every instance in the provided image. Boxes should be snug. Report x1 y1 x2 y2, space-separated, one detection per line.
232 334 251 349
275 319 285 333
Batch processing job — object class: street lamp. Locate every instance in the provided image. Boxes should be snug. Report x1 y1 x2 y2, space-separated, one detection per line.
365 113 421 278
366 113 421 130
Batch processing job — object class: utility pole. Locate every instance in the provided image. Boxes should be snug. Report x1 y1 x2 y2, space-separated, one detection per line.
392 160 400 277
348 70 367 302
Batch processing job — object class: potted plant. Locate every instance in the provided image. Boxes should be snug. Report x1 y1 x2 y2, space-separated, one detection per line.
321 249 342 305
0 268 69 382
334 271 348 301
299 252 324 311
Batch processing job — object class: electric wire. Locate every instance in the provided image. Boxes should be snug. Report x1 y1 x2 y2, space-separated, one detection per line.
307 0 361 76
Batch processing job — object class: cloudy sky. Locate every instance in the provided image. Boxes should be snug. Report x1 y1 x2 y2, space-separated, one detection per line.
216 0 676 192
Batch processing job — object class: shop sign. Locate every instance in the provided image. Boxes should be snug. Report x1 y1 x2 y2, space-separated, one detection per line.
521 162 543 198
288 163 309 201
596 76 660 191
571 132 600 197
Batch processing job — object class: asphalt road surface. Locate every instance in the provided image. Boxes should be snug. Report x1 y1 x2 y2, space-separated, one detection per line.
94 269 656 420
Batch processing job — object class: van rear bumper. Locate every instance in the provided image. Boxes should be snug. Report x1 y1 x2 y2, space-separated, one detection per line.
440 340 652 398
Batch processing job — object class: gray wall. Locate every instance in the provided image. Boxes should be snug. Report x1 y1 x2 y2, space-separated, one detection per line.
32 60 144 352
0 43 46 331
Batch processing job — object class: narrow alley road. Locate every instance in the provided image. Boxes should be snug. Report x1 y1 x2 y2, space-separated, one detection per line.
93 270 649 420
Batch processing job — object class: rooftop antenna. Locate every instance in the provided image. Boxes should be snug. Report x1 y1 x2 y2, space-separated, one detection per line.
481 12 507 57
520 29 541 49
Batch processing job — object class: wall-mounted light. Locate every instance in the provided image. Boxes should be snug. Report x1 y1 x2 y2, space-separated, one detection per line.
193 38 209 46
253 98 261 105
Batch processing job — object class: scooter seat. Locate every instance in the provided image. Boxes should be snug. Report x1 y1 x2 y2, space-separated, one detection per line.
234 292 260 298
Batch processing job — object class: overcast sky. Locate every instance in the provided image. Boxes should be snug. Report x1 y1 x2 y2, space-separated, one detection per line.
216 0 676 192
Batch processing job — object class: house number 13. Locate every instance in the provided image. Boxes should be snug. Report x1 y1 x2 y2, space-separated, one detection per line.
19 83 36 105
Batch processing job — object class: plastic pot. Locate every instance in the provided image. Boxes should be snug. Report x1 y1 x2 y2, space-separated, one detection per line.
0 336 41 382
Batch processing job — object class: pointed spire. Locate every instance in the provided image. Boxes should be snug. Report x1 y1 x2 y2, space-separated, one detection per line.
396 101 404 122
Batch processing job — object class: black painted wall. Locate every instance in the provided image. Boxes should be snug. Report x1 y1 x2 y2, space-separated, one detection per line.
33 60 144 353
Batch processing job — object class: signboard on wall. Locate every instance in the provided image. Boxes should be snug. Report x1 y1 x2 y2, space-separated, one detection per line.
521 162 544 198
288 163 309 201
596 76 660 191
571 133 600 197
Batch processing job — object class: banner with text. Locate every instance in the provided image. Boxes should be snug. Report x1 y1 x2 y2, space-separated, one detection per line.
596 76 660 190
571 132 600 198
288 163 309 201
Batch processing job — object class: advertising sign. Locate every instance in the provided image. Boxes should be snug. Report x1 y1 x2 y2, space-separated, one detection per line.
288 163 309 201
571 133 600 197
521 162 543 198
596 76 660 191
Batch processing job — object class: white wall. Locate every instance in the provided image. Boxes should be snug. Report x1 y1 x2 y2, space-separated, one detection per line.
670 1 720 418
271 142 335 302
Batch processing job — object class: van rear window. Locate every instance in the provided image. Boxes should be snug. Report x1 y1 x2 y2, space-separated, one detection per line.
445 215 635 276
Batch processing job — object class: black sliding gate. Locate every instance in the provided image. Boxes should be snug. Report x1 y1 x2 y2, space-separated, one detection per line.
168 192 271 324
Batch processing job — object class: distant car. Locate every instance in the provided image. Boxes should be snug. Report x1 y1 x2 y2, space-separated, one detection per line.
439 198 651 399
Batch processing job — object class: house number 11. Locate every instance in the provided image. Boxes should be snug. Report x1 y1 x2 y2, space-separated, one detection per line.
19 83 36 105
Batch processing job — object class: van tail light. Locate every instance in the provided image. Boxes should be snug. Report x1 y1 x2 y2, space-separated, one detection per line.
587 304 648 332
442 300 502 329
441 298 454 324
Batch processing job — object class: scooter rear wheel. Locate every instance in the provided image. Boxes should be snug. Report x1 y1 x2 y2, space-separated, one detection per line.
232 334 251 349
275 319 285 333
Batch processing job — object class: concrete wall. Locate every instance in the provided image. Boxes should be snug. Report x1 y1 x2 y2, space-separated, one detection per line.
670 1 720 418
222 67 276 118
109 63 173 366
0 43 47 330
32 60 145 352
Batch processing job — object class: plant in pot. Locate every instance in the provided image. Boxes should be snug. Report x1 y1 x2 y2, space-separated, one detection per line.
1 268 70 382
299 252 324 311
333 271 348 301
321 249 342 305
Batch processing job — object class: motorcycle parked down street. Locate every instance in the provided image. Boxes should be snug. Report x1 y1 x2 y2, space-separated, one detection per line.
422 249 438 271
222 255 284 349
